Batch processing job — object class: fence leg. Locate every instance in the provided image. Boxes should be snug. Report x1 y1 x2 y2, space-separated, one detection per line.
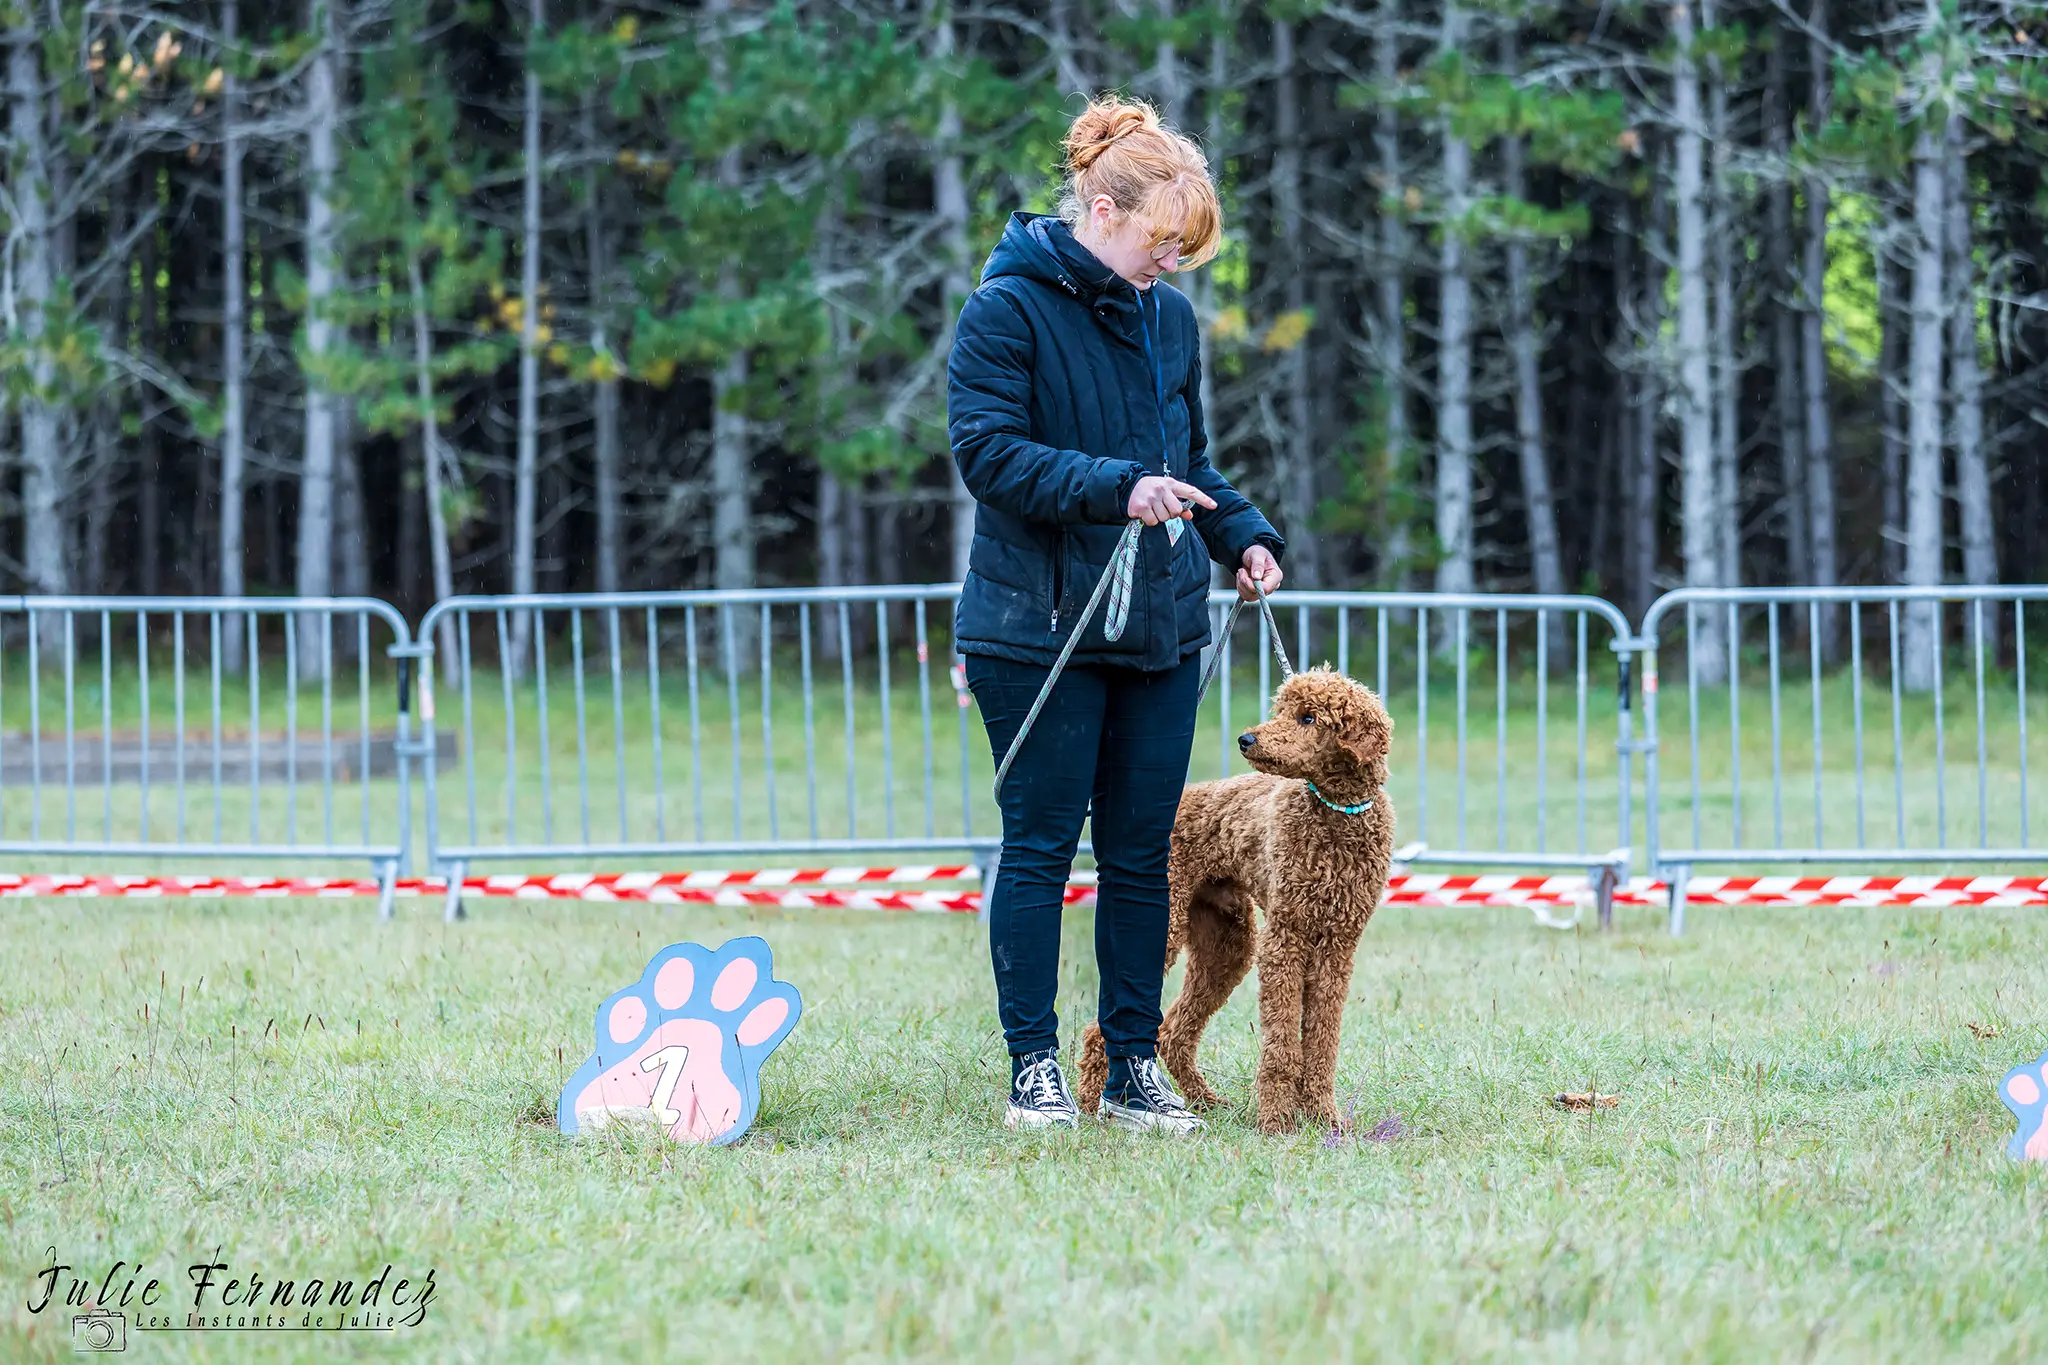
1591 862 1617 932
442 859 467 923
1666 863 1691 937
976 844 1000 926
375 860 398 922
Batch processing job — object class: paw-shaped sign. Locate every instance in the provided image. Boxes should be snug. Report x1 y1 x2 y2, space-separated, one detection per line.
2001 1049 2048 1163
558 937 800 1147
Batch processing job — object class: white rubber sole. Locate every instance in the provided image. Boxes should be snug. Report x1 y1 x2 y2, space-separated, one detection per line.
1005 1103 1079 1131
1097 1097 1206 1135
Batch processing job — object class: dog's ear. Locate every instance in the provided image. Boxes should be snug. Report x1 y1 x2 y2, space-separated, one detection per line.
1336 702 1390 773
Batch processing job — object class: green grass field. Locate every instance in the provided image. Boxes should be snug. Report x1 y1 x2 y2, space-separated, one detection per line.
4 895 2046 1362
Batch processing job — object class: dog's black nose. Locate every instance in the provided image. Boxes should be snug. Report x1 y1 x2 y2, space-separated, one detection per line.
1238 731 1256 754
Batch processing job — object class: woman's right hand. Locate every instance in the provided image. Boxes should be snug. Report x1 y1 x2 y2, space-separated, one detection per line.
1126 475 1217 526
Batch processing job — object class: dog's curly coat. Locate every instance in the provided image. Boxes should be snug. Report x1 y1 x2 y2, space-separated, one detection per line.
1076 668 1396 1132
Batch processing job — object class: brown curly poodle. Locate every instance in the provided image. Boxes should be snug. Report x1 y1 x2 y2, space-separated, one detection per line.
1076 667 1396 1133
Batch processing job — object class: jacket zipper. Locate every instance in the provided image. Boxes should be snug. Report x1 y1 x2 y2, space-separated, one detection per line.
1050 535 1068 633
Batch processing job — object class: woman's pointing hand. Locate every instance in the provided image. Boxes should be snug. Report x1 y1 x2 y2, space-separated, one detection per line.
1126 475 1217 526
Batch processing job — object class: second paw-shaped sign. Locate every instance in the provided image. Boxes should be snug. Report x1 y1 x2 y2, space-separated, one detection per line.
2001 1049 2048 1162
558 937 800 1147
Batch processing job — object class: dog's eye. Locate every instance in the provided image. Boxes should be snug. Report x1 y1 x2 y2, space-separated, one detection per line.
1298 712 1315 726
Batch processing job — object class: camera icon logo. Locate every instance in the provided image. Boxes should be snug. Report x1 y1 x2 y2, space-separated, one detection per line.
72 1308 126 1352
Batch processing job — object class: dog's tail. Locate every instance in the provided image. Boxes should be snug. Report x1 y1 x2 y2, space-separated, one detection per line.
1074 1022 1108 1114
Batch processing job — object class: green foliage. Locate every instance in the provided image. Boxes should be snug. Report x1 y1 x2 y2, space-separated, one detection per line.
321 0 510 461
1822 2 2048 170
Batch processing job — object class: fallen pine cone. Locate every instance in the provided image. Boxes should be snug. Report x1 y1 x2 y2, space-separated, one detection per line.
1552 1092 1621 1111
1967 1021 2001 1040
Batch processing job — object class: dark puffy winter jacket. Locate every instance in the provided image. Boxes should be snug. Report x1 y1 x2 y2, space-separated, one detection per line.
947 212 1283 672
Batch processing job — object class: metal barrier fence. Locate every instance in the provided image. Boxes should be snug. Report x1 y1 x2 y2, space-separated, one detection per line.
415 586 1639 921
416 586 981 921
14 583 2039 933
0 597 421 916
1640 585 2048 933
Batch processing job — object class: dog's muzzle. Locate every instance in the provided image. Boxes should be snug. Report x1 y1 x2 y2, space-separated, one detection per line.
1237 732 1257 755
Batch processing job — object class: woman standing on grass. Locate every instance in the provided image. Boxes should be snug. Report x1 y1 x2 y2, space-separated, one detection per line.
948 96 1285 1134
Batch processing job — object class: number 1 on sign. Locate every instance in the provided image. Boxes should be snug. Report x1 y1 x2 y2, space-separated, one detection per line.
641 1044 691 1126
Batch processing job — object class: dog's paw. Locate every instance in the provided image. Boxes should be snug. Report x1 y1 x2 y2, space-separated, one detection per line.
1255 1098 1300 1135
557 937 800 1147
2000 1052 2048 1162
1156 1046 1219 1110
1303 1095 1347 1131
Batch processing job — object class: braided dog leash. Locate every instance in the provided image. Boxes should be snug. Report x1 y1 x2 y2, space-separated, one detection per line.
991 518 1293 801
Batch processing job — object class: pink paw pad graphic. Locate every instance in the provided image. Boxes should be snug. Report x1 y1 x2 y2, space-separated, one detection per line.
2002 1051 2048 1163
557 936 801 1147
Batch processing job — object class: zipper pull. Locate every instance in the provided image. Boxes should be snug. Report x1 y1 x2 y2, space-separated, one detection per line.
1051 609 1060 634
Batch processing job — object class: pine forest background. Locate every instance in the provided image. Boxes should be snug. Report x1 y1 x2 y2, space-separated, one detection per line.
4 0 2045 673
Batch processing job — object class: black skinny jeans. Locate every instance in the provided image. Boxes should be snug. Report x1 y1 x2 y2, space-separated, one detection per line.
966 651 1201 1059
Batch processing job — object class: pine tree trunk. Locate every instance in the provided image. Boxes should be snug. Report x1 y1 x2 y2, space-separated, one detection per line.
1625 180 1666 623
1946 114 1995 628
1765 36 1808 587
712 329 752 594
509 0 544 670
83 414 113 594
1154 0 1182 124
1902 125 1946 692
709 0 754 603
1704 0 1740 596
1877 238 1906 583
1049 0 1089 97
1500 48 1562 605
818 471 845 588
1432 1 1473 619
220 0 249 670
1273 16 1321 586
1672 0 1724 680
1373 0 1409 588
397 434 422 607
932 8 975 584
335 421 370 598
140 192 163 597
407 251 460 684
1192 1 1229 504
296 0 342 677
1803 0 1839 652
582 89 622 595
8 25 67 629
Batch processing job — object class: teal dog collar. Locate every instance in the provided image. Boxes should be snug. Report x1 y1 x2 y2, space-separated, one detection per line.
1305 781 1373 816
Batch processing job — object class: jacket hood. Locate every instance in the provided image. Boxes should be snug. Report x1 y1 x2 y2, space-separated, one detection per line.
979 212 1141 316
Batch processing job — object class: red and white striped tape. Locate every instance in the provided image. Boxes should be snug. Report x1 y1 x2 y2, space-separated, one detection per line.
1654 874 2048 907
2 869 2044 909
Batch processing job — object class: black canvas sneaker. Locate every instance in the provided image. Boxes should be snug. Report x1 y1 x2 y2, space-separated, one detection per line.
1098 1056 1206 1135
1005 1048 1080 1131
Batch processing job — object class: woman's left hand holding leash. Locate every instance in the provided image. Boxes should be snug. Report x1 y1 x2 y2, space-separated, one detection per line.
1236 545 1282 602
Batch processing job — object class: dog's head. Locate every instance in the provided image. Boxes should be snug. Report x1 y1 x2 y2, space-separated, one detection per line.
1236 668 1393 790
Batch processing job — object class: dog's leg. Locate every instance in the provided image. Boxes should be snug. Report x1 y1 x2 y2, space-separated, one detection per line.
1157 886 1253 1111
1296 931 1362 1129
1074 1021 1109 1115
1252 927 1309 1134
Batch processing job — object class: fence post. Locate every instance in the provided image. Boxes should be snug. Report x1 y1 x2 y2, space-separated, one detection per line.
389 639 432 883
1591 861 1616 931
1666 862 1691 936
976 842 1001 926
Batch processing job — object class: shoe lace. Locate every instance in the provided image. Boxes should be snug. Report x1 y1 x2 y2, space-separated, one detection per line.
1130 1058 1190 1115
1018 1056 1072 1111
